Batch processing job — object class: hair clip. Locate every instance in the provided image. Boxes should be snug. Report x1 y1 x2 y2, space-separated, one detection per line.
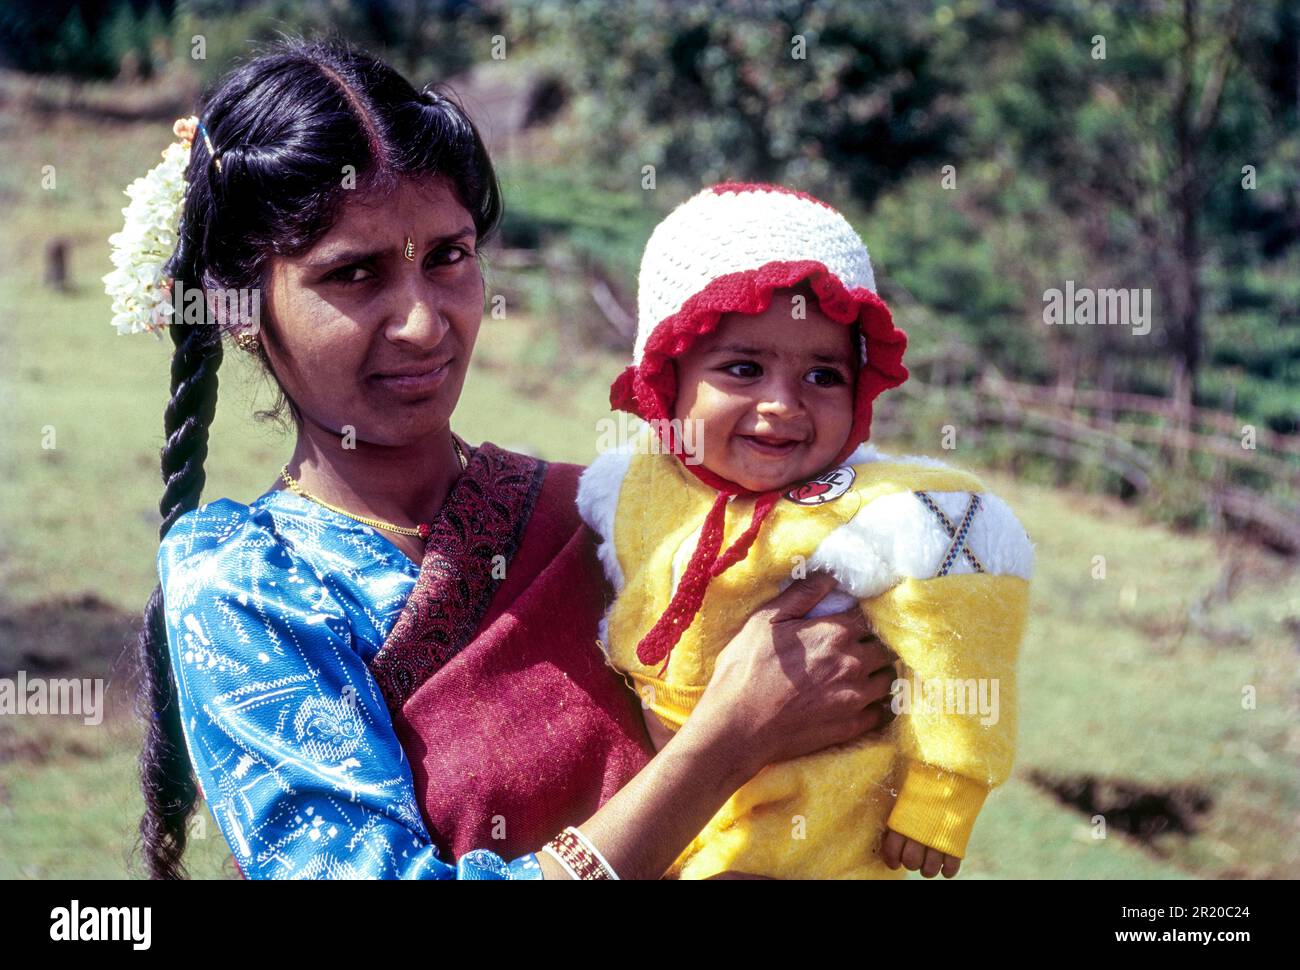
195 120 222 173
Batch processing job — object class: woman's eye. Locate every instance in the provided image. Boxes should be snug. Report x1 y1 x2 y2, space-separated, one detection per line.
327 265 374 285
807 367 846 386
427 245 473 268
722 361 761 379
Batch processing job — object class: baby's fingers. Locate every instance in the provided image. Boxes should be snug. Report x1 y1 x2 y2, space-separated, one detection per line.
942 854 961 878
920 848 945 878
899 836 927 871
880 829 905 869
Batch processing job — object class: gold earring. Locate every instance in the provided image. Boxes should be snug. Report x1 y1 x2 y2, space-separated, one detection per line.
235 331 260 353
404 235 415 261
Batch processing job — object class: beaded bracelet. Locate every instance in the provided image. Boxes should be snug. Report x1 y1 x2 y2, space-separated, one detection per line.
541 826 620 880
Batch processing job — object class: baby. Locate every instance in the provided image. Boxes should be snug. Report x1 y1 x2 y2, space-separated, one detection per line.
577 183 1035 879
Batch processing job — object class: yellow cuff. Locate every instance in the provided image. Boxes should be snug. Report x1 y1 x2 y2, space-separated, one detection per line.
886 759 990 859
627 672 706 732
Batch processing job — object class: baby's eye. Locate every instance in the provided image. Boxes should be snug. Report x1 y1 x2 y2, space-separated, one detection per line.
722 361 762 379
806 367 847 387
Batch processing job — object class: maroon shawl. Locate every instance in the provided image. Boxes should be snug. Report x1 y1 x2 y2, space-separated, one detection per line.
368 440 655 862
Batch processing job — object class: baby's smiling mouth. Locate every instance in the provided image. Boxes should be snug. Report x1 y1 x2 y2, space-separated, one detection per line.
737 433 805 457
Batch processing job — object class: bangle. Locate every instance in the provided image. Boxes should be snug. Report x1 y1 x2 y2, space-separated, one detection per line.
541 826 620 880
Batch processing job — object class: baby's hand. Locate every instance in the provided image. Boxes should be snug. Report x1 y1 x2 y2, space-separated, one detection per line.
881 828 961 878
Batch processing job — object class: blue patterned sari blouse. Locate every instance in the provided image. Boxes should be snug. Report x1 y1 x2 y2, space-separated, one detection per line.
157 489 543 879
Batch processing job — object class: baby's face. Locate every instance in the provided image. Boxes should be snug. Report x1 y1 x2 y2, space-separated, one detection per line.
670 289 857 492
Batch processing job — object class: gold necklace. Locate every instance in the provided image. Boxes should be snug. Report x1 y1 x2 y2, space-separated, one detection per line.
280 435 469 540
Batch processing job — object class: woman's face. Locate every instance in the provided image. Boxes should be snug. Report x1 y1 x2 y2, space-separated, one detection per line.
259 175 484 448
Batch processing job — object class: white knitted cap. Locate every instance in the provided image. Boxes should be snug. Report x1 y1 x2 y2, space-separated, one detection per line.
633 183 877 364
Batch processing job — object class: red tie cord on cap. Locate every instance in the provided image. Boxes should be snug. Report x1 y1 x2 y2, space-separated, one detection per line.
634 490 781 676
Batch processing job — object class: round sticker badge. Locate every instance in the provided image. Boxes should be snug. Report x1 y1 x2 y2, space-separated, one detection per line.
784 465 856 505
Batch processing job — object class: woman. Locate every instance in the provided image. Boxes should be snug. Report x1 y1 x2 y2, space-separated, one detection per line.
132 38 898 880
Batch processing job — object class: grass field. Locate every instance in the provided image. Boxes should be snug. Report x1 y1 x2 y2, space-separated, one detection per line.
1 104 1297 880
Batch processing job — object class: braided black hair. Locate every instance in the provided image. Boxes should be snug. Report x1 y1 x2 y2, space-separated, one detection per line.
132 35 503 879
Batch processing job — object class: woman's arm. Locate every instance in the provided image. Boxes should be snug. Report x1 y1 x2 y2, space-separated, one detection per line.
641 707 674 752
531 698 755 880
536 572 897 880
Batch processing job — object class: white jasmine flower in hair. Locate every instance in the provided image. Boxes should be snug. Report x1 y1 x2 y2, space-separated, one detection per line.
103 137 191 336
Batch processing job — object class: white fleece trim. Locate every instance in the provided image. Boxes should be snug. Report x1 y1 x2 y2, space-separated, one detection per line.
801 587 861 618
597 614 612 658
576 445 637 592
807 489 1035 600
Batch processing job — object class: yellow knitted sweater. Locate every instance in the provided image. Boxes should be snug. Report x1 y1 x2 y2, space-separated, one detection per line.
576 425 1035 879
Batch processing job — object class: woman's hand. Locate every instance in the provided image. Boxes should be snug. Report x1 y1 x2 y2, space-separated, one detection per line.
686 571 898 782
